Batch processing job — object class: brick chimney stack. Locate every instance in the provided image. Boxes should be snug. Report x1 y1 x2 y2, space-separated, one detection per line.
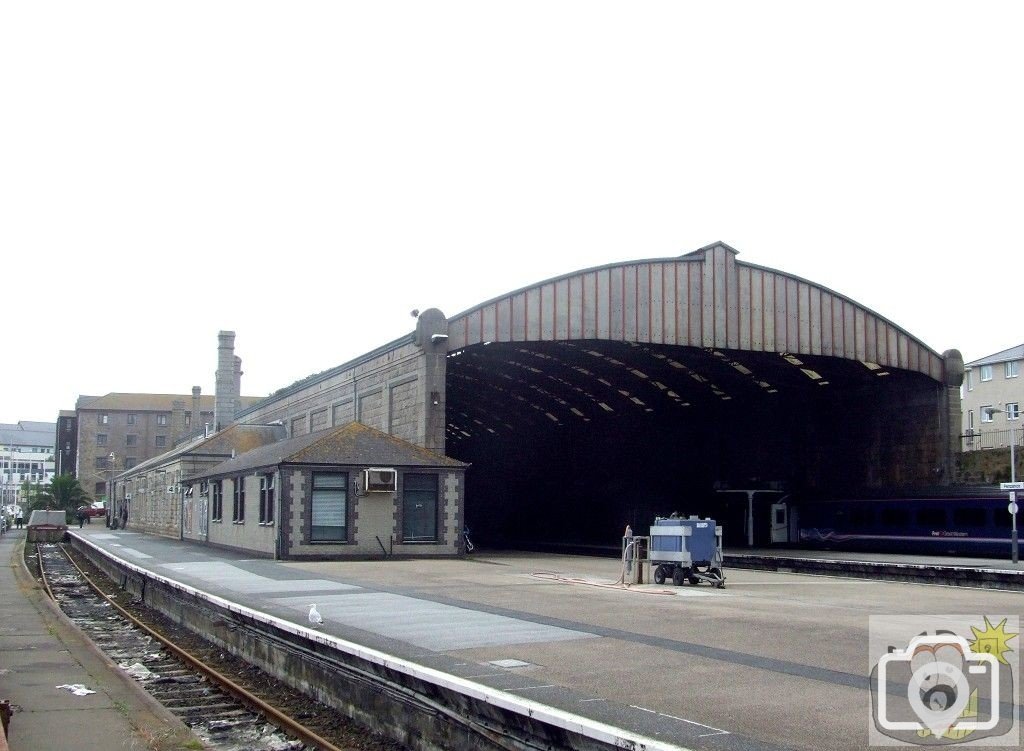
191 386 201 430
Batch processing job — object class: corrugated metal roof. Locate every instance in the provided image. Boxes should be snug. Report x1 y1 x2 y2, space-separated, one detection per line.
965 343 1024 368
0 422 56 447
188 422 468 480
75 392 263 412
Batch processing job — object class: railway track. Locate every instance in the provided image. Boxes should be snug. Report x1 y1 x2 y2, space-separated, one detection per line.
32 542 407 751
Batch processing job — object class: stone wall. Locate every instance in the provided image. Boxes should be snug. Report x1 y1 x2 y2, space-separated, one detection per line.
235 310 449 452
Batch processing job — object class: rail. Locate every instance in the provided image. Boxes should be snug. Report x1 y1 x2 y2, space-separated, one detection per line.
47 543 348 751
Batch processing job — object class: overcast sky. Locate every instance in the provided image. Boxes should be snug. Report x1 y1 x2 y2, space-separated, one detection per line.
2 2 1021 425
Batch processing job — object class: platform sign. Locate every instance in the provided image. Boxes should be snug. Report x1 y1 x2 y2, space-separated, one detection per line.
1000 481 1024 491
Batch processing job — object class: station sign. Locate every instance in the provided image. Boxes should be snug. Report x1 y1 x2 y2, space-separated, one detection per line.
999 481 1024 490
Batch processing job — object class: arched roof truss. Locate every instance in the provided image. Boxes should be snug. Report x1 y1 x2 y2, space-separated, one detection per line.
446 242 945 383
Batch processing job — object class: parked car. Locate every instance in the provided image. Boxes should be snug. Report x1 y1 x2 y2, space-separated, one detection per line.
87 502 106 518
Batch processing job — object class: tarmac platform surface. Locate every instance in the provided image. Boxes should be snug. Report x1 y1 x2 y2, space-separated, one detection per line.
0 527 198 751
57 528 1024 751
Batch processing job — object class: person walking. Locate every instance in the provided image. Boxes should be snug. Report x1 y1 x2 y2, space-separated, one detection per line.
77 507 87 528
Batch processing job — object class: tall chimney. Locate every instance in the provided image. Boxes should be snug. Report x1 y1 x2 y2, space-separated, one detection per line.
214 331 239 431
191 386 201 430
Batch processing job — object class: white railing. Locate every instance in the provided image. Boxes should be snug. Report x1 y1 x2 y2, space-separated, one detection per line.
961 427 1023 452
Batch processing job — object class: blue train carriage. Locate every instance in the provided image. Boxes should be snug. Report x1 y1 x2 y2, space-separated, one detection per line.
649 516 726 587
795 487 1013 556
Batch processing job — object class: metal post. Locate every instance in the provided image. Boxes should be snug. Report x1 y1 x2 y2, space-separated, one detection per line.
1012 427 1018 564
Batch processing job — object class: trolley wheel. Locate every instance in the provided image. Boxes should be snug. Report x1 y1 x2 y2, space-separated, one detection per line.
710 567 725 588
653 565 668 585
688 573 701 586
671 567 687 587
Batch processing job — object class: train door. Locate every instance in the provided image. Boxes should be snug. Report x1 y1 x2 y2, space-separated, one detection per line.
770 502 789 544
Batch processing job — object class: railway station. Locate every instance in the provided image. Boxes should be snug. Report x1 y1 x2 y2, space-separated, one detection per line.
111 242 974 560
3 525 1020 751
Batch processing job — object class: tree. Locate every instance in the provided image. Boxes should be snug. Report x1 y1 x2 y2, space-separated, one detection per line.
34 474 91 514
19 479 44 510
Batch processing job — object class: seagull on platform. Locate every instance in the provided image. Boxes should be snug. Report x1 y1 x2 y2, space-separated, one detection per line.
308 604 323 626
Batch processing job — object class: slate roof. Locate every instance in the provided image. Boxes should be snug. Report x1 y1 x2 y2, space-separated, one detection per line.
189 422 468 480
75 392 262 412
966 343 1024 368
116 423 286 479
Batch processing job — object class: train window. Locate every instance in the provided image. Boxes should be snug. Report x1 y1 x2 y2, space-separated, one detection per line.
850 508 874 526
881 508 909 526
953 508 985 527
916 508 946 527
993 510 1011 529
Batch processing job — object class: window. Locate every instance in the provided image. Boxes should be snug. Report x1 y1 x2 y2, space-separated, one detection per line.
95 481 106 495
981 405 994 423
953 508 986 527
980 365 993 382
1008 403 1020 421
96 434 107 446
968 410 975 430
403 473 438 542
126 434 137 446
1007 361 1020 379
98 413 109 425
916 508 946 527
157 414 168 426
311 473 347 542
127 413 136 425
211 481 223 521
184 413 191 428
232 477 246 522
880 508 909 526
259 474 275 524
966 370 974 391
124 457 136 469
94 456 109 469
155 435 166 448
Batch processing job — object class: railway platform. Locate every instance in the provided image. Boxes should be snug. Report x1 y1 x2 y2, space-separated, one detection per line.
60 526 1023 751
725 546 1024 589
0 527 200 751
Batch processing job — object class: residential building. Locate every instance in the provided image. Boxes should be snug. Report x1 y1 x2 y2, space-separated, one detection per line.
1 421 56 509
72 388 262 503
961 343 1024 450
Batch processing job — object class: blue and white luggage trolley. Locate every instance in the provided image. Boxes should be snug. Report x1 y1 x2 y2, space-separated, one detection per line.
649 516 726 588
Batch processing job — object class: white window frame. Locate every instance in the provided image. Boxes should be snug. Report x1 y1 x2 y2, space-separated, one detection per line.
981 405 994 423
1006 361 1020 379
1008 403 1020 421
966 369 974 391
980 365 993 382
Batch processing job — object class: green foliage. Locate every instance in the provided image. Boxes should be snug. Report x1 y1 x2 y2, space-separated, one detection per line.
19 480 45 509
33 474 91 514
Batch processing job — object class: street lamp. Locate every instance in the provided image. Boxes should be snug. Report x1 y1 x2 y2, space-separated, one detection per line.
984 407 1019 564
107 453 116 527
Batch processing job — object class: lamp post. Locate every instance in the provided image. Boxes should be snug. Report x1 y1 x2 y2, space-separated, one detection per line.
108 453 116 527
985 407 1019 564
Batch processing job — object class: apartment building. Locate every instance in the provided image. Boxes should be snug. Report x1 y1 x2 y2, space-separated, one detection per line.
961 342 1023 450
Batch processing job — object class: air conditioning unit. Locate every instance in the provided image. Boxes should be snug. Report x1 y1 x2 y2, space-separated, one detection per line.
363 468 397 493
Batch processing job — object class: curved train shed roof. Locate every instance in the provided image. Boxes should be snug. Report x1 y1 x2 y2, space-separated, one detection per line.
446 241 946 383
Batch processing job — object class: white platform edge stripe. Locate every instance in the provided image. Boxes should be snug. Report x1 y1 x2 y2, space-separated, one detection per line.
72 534 695 751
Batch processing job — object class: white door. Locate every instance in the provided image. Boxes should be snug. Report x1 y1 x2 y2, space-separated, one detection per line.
770 503 789 544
